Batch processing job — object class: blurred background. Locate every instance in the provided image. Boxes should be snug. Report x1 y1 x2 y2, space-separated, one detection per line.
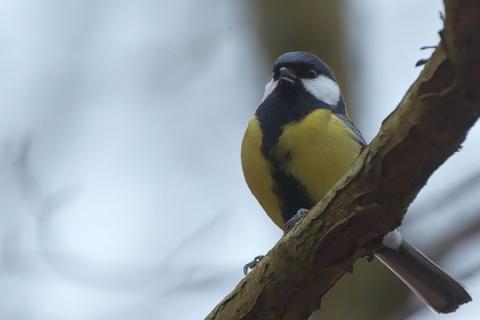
0 0 479 319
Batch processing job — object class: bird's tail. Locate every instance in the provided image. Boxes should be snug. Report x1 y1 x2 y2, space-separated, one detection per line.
375 240 471 313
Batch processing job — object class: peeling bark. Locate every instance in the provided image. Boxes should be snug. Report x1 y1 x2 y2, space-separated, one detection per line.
206 1 480 319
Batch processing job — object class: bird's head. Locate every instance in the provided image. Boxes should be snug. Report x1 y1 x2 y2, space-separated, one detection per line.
262 51 342 108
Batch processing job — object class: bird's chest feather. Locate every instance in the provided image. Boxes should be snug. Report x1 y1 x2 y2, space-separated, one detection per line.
241 109 361 229
241 118 285 228
270 109 361 203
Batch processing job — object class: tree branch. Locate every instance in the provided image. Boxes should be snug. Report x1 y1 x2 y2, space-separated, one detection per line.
206 1 480 319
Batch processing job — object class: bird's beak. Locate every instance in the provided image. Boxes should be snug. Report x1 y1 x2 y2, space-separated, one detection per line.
279 67 297 84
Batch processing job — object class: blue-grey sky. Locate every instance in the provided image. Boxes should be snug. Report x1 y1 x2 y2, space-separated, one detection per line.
0 1 478 319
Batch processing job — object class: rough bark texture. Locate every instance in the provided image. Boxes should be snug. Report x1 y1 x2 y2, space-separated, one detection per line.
206 1 480 319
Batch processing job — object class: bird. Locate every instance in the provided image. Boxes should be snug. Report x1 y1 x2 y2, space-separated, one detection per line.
240 51 472 313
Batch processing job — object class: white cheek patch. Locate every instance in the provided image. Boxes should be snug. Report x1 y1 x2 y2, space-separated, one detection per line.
261 79 278 102
301 75 341 106
382 229 403 250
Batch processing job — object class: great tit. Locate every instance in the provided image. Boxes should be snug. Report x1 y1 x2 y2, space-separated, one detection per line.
241 51 471 313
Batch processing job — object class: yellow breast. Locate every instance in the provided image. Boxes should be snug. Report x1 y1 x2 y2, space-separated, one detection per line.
241 118 284 228
273 109 361 204
241 109 362 229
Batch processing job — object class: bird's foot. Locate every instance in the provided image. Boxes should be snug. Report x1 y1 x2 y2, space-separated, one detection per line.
243 255 264 275
285 208 309 233
416 45 437 66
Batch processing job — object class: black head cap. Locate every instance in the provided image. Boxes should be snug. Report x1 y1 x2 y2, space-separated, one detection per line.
273 51 335 80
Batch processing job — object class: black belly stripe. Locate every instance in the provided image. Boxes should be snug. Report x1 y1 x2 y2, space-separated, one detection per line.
256 82 326 222
270 161 315 222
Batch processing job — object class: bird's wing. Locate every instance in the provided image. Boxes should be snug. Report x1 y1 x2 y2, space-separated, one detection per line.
334 113 367 147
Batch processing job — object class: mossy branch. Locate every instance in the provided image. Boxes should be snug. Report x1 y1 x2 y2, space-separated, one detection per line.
206 1 480 319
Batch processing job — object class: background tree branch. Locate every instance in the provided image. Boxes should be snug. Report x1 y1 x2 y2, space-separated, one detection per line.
206 1 480 319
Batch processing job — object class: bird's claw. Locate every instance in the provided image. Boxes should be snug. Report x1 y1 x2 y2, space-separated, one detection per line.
285 208 309 232
243 255 264 275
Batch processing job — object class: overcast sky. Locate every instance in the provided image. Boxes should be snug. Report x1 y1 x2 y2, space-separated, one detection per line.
0 1 478 319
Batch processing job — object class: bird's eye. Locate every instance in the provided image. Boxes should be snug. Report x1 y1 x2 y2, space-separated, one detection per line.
273 72 279 80
308 69 318 78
